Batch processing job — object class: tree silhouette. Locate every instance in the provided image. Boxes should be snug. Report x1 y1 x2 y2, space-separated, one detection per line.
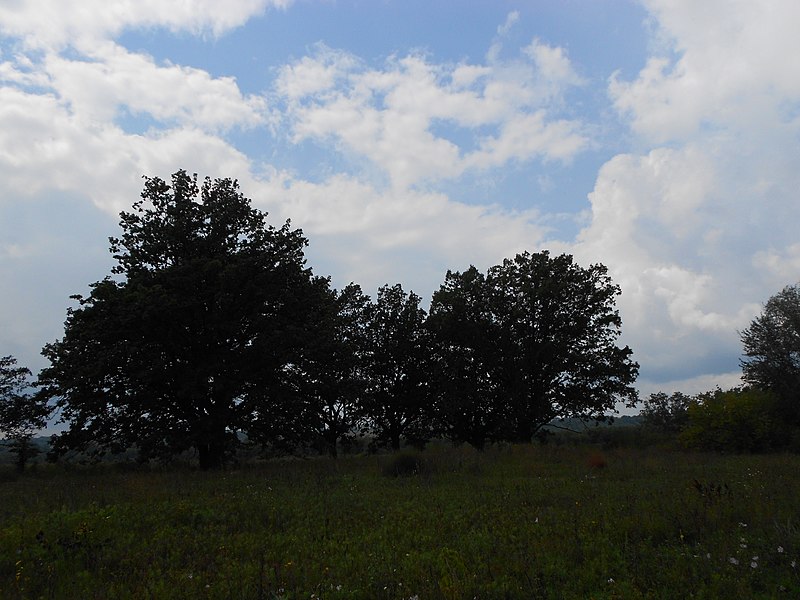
0 356 49 472
430 251 638 445
740 283 800 426
361 284 432 450
40 171 322 468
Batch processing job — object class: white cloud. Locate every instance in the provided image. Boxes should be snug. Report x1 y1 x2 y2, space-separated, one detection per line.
247 172 549 298
497 11 520 36
610 0 800 143
277 44 588 189
44 41 266 130
573 0 800 390
524 39 586 89
0 0 292 50
0 85 252 214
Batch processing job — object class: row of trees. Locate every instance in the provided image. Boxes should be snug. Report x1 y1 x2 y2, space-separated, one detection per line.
1 171 639 468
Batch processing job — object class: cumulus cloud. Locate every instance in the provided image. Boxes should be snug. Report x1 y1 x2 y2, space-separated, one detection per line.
0 0 292 50
246 171 549 301
276 42 588 189
610 0 800 143
42 42 266 130
574 0 800 391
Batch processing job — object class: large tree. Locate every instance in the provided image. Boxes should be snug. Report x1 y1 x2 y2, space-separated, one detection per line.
361 284 432 450
0 356 49 472
427 267 508 449
740 283 800 426
40 171 322 468
430 251 638 445
289 282 371 457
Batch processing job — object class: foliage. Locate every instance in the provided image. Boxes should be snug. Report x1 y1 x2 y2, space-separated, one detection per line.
2 446 799 598
0 356 49 472
427 267 509 449
39 171 325 468
641 391 692 434
429 251 639 446
382 451 425 477
740 283 800 426
681 387 783 452
291 282 371 457
361 284 432 450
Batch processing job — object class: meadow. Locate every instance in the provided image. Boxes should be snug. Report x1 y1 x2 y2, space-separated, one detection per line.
1 443 798 599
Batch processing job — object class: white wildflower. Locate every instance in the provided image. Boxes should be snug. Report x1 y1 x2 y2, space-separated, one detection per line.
778 546 784 553
729 557 739 565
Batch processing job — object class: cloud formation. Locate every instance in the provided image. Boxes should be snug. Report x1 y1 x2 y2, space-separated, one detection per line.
576 0 800 392
0 0 291 49
275 42 587 189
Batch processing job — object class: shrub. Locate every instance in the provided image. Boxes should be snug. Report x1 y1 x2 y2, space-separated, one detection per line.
680 387 783 452
382 452 425 477
641 391 691 434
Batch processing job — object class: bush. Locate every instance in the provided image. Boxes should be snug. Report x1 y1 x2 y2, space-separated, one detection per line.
641 391 691 434
680 387 784 452
382 452 425 477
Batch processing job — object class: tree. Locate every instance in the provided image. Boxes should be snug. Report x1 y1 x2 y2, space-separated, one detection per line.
0 356 49 472
430 251 638 445
680 387 781 452
291 282 371 457
428 267 508 449
640 391 692 434
40 171 323 468
361 284 432 450
740 283 800 426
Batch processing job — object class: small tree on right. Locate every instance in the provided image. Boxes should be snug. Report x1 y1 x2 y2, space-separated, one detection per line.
740 283 800 427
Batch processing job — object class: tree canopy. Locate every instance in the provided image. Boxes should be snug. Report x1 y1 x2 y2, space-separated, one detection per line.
0 355 49 471
740 283 800 426
429 251 639 445
40 171 324 468
38 171 641 464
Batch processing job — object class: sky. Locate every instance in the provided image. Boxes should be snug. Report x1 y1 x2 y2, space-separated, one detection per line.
1 0 799 410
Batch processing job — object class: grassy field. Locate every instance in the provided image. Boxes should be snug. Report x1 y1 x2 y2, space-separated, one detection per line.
1 444 799 599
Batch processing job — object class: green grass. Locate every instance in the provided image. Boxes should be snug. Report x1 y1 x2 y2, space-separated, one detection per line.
1 444 799 599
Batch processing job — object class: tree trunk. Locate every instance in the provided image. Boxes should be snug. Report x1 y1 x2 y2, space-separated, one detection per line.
197 439 226 470
14 437 29 473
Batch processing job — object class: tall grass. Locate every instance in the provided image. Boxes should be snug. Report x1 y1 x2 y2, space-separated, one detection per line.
1 445 798 598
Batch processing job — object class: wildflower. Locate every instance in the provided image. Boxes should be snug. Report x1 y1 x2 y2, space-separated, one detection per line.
738 522 748 528
608 578 615 584
706 553 711 559
792 561 797 569
778 546 785 553
750 561 758 569
740 543 747 549
729 557 739 565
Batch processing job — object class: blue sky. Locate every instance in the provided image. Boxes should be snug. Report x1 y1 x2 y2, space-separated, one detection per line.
2 0 799 408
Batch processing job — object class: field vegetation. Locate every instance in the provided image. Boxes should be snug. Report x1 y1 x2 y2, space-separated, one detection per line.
2 442 799 599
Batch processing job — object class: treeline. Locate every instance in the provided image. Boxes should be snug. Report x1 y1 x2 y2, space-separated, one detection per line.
1 171 639 469
639 283 800 453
